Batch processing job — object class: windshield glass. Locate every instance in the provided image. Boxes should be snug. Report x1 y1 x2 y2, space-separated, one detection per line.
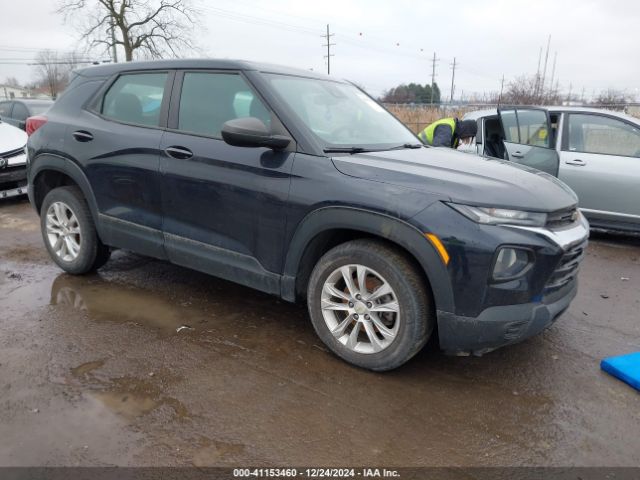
265 74 417 149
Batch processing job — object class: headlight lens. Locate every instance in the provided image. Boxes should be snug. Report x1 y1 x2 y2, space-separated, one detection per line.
493 247 531 280
448 203 547 227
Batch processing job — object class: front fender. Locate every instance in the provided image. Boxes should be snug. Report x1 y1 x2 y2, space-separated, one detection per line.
281 206 455 314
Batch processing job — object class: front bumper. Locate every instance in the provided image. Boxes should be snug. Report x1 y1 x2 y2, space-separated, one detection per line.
437 279 577 355
0 150 27 199
435 211 590 356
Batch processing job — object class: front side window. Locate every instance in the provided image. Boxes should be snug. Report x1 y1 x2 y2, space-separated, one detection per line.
567 113 640 158
501 109 550 147
102 72 167 127
265 74 417 149
0 102 12 117
12 103 29 122
177 72 271 138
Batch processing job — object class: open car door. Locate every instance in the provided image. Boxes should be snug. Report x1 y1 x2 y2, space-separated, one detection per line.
498 107 559 176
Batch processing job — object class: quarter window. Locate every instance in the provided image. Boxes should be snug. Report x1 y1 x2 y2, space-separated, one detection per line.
177 72 271 137
567 114 640 158
101 73 167 127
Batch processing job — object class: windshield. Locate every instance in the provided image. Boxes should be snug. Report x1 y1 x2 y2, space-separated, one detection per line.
265 74 418 150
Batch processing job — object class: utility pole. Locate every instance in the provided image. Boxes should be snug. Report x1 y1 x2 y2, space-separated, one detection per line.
449 57 457 104
567 83 573 103
430 51 439 105
498 74 505 106
321 24 335 75
540 35 551 99
549 51 557 99
110 15 118 63
534 46 542 97
580 87 586 104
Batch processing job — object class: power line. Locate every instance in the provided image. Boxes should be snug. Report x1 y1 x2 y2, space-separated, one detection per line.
321 24 335 75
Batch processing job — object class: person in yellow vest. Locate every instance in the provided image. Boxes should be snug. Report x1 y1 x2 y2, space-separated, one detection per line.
418 118 478 149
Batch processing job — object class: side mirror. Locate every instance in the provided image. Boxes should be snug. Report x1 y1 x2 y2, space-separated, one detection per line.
221 117 290 150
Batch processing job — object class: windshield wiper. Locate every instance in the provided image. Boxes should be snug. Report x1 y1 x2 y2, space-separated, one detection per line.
324 143 423 154
323 147 372 154
383 143 424 151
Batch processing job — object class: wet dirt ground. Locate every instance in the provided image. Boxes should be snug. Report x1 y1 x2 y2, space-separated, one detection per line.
1 197 639 467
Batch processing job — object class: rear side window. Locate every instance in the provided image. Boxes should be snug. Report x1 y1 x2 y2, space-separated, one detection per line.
101 72 167 127
177 72 271 138
567 114 640 158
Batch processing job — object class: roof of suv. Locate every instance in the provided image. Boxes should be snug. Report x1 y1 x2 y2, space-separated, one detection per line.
75 58 337 81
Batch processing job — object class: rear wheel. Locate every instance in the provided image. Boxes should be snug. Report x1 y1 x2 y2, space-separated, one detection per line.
40 186 110 274
307 239 434 371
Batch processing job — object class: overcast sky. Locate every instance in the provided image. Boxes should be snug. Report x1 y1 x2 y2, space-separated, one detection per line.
1 0 638 100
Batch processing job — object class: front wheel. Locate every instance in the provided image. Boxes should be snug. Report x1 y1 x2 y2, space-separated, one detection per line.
307 239 434 371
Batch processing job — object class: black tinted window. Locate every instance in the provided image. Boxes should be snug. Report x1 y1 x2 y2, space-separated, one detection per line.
178 72 271 137
12 103 29 121
102 73 167 127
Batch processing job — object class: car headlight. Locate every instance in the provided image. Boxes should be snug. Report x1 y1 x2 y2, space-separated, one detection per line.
447 203 547 227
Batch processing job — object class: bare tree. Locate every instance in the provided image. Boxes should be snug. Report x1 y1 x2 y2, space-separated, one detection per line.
3 77 21 88
493 75 561 106
33 50 83 99
593 89 634 107
58 0 198 62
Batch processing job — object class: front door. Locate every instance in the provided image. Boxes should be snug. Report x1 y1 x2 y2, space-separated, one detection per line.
558 112 640 227
498 107 560 176
159 70 296 293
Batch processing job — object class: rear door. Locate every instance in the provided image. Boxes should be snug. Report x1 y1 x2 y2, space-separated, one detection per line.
498 107 559 175
558 112 640 227
67 70 172 258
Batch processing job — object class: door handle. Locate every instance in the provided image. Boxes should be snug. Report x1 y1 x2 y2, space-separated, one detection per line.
565 159 587 166
164 146 193 160
511 151 524 159
72 130 94 142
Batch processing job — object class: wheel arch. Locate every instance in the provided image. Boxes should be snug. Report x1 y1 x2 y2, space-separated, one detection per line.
281 206 455 313
29 154 99 222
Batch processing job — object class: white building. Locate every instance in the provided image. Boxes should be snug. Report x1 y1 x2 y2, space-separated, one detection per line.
0 84 29 100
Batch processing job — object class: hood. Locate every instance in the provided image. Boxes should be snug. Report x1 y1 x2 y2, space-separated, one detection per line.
331 147 577 213
0 122 28 153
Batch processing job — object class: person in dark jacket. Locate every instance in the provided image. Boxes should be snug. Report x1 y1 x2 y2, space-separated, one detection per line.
418 118 478 149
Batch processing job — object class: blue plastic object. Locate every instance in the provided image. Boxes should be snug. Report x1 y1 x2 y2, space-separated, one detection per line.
601 352 640 391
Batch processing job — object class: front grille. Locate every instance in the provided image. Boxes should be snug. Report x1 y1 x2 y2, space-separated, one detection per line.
544 239 588 292
546 207 578 228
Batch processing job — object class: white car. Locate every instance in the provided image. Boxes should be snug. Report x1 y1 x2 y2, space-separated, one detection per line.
0 120 28 199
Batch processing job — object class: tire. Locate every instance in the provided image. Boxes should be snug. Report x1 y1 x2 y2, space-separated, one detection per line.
40 186 110 274
307 239 434 371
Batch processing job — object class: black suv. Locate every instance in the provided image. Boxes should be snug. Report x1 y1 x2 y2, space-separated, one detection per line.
27 60 589 371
